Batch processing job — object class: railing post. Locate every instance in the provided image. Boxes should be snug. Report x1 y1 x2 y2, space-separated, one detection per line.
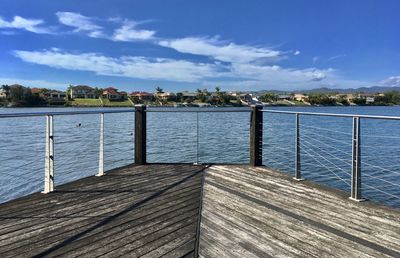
250 105 263 166
350 116 364 201
194 111 200 165
135 105 146 165
43 115 54 193
294 113 303 181
97 113 105 176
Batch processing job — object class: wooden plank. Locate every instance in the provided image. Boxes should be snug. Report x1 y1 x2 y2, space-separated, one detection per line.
199 165 400 258
0 164 204 258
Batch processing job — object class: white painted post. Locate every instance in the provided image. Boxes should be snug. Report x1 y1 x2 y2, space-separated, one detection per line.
97 113 105 176
43 115 54 193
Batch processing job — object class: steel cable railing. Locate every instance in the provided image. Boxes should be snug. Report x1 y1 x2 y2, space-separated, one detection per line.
1 106 399 208
262 109 400 207
0 109 135 202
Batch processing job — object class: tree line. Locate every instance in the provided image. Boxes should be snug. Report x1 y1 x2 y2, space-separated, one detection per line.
0 85 46 107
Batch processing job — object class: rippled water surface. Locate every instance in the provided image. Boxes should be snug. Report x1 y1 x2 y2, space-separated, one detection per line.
0 106 399 208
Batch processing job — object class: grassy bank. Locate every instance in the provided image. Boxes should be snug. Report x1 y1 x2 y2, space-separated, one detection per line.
67 98 134 107
68 98 103 107
101 98 133 107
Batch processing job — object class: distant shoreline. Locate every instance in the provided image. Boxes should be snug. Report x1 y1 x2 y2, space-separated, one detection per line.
1 103 399 108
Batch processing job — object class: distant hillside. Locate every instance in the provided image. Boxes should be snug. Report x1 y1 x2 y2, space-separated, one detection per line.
252 86 400 95
300 86 400 94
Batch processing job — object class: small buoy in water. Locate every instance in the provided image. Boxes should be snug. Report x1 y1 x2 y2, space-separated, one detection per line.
76 123 81 127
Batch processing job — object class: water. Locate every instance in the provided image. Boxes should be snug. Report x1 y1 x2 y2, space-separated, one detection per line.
0 106 399 208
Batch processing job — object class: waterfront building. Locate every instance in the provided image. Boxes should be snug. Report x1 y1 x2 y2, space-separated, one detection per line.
294 93 308 102
156 92 176 101
46 90 66 105
102 87 126 100
0 88 7 99
130 91 153 102
70 85 97 99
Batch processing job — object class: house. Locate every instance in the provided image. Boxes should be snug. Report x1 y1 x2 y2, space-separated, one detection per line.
130 92 153 102
239 93 253 103
227 91 240 97
120 91 128 100
102 87 126 100
31 88 43 95
156 92 175 101
181 91 197 102
47 90 66 104
293 94 308 102
345 94 354 102
70 85 97 99
277 94 293 100
0 88 7 99
366 97 375 104
357 93 376 104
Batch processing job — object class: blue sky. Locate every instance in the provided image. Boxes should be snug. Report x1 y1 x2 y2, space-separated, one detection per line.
0 0 399 92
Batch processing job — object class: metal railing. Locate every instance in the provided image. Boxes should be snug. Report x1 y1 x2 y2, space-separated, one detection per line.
145 105 252 164
0 109 135 195
262 109 400 203
1 106 399 207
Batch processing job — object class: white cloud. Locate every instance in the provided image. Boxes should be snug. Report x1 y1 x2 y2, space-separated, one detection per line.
158 37 282 63
14 49 223 82
56 12 104 38
327 54 346 61
294 50 301 56
379 76 400 87
229 63 330 84
0 16 51 34
112 20 155 41
13 48 339 89
0 77 68 89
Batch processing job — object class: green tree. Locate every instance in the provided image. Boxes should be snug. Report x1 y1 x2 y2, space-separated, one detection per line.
196 88 206 102
352 97 366 105
9 85 25 103
94 87 103 98
66 85 74 100
307 94 336 105
130 96 140 104
176 92 183 102
336 95 350 106
155 86 164 93
260 92 277 102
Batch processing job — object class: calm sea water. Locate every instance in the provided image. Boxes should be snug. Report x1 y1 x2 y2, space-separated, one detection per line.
0 106 399 208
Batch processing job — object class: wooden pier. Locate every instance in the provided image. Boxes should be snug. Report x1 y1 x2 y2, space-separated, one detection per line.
0 164 399 257
0 164 205 258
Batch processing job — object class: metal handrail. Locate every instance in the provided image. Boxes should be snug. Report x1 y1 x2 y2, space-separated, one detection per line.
262 108 372 201
146 107 251 112
0 109 135 118
0 107 251 118
262 109 400 121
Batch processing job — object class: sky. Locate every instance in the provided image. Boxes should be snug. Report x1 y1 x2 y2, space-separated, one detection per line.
0 0 399 92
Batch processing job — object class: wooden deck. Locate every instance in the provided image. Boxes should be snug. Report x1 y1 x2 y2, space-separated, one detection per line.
0 164 205 258
199 165 400 258
0 164 399 258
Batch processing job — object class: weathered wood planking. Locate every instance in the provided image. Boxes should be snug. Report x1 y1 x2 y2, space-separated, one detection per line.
199 165 400 258
0 164 205 258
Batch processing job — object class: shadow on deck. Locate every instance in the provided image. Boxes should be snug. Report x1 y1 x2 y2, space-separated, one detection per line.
0 164 206 258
